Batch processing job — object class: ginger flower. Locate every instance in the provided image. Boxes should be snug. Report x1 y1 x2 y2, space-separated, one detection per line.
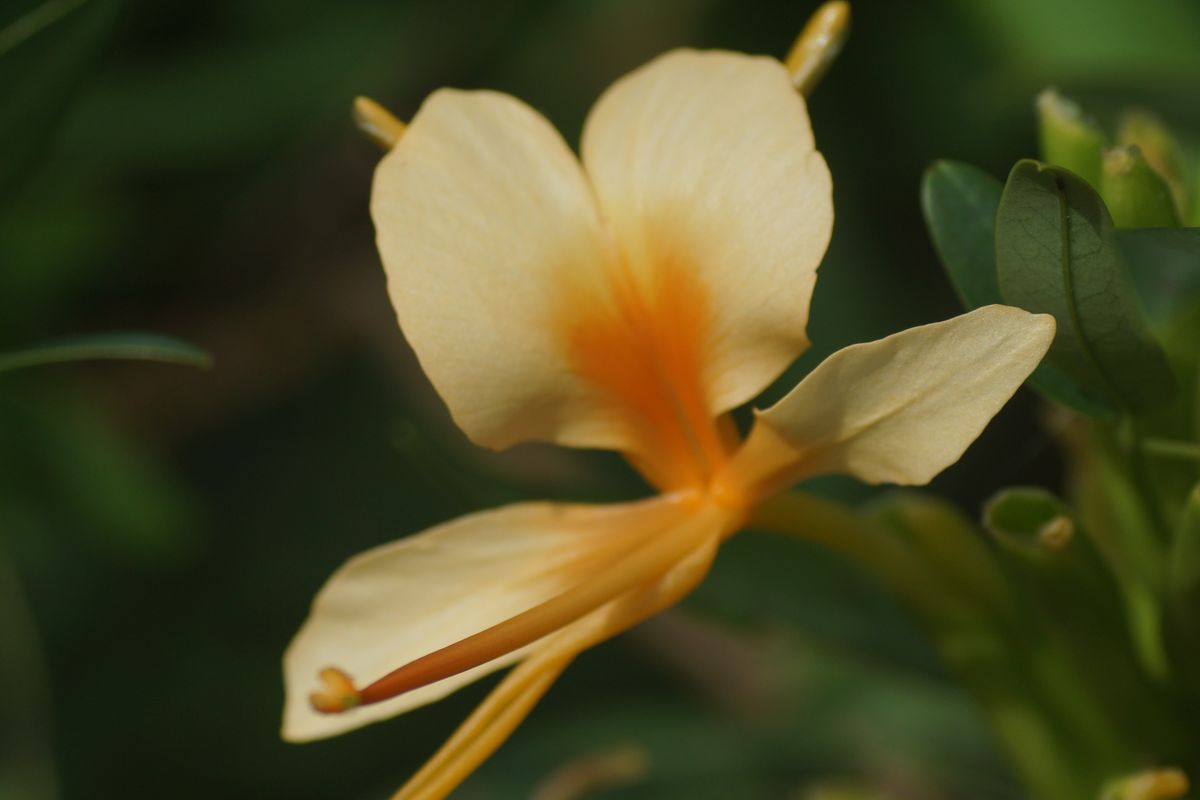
282 15 1054 799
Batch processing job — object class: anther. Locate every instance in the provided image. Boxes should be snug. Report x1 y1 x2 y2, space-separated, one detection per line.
353 96 407 151
309 667 362 714
785 0 851 96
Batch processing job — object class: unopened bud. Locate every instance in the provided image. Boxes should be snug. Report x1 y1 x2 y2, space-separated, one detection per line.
1117 109 1189 221
1101 145 1181 228
1036 515 1074 551
1036 89 1107 189
1102 767 1189 800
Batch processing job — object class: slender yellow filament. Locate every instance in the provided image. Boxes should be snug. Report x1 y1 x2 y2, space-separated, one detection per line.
395 654 574 800
354 96 407 150
785 0 851 96
353 501 715 706
392 532 721 800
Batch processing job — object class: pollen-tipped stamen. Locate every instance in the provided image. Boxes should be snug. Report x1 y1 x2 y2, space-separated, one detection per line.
393 529 722 800
310 503 714 714
354 96 407 150
309 667 361 713
785 0 851 96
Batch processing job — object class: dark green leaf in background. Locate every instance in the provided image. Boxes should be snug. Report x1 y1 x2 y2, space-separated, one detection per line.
921 160 1118 416
0 332 212 374
0 0 119 202
996 160 1176 415
1117 227 1200 325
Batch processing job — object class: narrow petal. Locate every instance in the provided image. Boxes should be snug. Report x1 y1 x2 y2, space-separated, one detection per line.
394 524 723 800
372 89 630 452
725 306 1055 498
282 496 698 742
581 49 834 415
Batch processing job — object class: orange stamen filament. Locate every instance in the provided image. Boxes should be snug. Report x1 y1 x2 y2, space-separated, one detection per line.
393 530 723 800
326 506 711 710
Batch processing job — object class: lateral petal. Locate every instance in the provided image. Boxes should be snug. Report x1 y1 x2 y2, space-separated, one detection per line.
581 49 834 415
372 89 630 452
726 305 1055 497
282 496 695 742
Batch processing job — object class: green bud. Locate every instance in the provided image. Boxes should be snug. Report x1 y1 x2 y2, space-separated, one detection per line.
1036 88 1107 189
1101 146 1182 228
1117 109 1190 221
1100 767 1189 800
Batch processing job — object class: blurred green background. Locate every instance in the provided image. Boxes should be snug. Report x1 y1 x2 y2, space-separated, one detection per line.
2 0 1198 798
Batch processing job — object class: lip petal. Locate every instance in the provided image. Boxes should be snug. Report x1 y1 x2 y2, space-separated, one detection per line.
281 495 704 742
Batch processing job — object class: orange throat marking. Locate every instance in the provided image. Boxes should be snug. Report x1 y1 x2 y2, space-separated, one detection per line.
564 249 736 493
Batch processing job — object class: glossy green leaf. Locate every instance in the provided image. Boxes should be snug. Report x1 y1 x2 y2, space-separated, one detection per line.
0 332 212 373
921 160 1117 416
996 159 1177 414
921 160 1005 309
0 0 118 200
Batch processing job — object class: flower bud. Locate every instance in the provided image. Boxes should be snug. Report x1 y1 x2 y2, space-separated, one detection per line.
1101 145 1181 228
1036 88 1107 189
1118 110 1189 221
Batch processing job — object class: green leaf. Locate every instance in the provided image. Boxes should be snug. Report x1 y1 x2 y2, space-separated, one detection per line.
996 159 1177 415
0 0 119 200
0 332 212 374
920 160 1118 416
1116 227 1200 324
920 160 1004 309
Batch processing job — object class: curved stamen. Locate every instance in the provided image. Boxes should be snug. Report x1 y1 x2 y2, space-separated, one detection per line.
394 531 722 800
313 501 718 711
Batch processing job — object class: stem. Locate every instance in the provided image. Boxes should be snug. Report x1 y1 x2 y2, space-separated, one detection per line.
748 490 938 609
1140 437 1200 462
1125 418 1171 542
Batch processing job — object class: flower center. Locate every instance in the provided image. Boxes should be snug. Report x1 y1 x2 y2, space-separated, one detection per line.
564 246 735 493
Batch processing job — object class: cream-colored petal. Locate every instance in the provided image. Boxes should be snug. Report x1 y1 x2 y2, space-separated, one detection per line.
726 305 1055 497
394 508 728 800
372 89 629 452
581 49 834 415
282 496 694 742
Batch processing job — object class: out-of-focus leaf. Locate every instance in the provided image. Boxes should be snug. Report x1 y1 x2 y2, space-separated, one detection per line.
0 385 197 560
0 332 211 373
1118 227 1200 324
921 160 1117 416
996 160 1176 415
0 0 118 200
1166 484 1200 690
953 0 1200 78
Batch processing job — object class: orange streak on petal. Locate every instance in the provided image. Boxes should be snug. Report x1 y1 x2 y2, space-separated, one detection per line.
563 246 730 491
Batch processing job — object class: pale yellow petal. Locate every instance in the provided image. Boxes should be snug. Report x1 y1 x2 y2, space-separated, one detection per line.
394 509 726 800
282 496 694 742
726 305 1055 497
372 89 629 452
581 49 834 414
